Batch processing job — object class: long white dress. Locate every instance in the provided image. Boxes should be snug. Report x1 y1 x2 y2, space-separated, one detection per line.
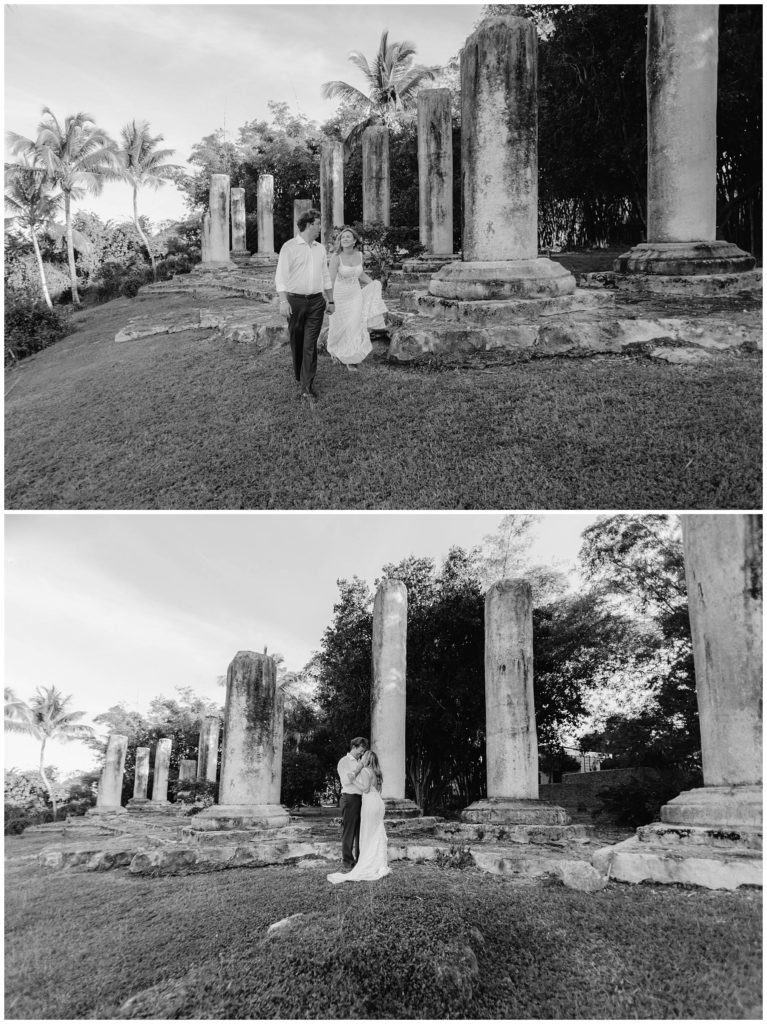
327 768 391 884
327 261 388 365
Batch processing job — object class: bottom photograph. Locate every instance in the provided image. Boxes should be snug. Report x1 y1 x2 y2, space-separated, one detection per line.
4 512 762 1021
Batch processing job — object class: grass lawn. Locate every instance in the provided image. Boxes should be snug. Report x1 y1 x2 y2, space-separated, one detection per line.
4 294 761 509
4 834 761 1020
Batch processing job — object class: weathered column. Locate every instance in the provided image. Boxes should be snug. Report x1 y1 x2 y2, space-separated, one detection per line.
293 199 313 237
417 88 454 257
196 651 289 828
462 580 568 824
371 581 421 816
197 715 220 782
200 173 233 266
250 174 277 267
230 187 250 260
430 17 574 300
616 5 754 277
362 126 390 226
593 515 763 889
128 746 150 807
151 738 172 804
270 684 285 805
320 142 344 248
89 733 128 814
178 759 197 783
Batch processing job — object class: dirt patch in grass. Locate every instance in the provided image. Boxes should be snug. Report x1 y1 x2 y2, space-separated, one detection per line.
4 835 762 1020
4 293 761 509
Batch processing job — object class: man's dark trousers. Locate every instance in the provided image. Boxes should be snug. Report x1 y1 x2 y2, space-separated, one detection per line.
339 792 362 865
287 292 326 391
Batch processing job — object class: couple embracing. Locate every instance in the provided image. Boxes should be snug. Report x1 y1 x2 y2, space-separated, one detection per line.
327 736 391 885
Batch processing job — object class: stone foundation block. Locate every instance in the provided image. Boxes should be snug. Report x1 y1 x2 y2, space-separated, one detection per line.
636 822 762 852
437 821 592 844
615 268 762 297
193 803 291 830
461 798 571 825
430 259 576 300
592 835 762 890
614 241 755 276
416 289 615 324
555 860 608 892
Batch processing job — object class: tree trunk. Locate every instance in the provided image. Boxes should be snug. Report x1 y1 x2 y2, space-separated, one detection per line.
38 737 57 822
64 193 80 306
30 229 53 309
133 187 157 282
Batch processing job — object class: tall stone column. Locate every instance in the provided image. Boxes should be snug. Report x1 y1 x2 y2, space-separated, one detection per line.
463 580 567 824
271 684 285 805
371 581 421 816
230 187 250 261
197 716 220 782
127 746 150 807
417 88 454 258
431 17 574 300
616 5 754 277
362 126 390 226
320 142 344 248
89 733 128 814
196 651 289 828
200 173 233 267
250 174 278 268
151 738 172 804
293 199 313 237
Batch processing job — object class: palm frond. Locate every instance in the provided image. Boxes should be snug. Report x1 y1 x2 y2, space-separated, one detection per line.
321 80 371 107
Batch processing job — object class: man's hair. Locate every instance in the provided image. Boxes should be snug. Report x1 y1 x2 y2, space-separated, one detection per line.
350 736 369 751
297 208 321 232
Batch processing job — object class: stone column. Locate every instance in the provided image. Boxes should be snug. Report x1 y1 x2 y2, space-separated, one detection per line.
230 187 250 260
178 759 197 783
662 515 762 825
417 88 454 258
200 173 233 266
197 716 220 782
430 17 574 300
616 5 754 277
151 738 172 804
462 580 567 824
89 733 128 814
371 581 421 816
128 746 150 807
362 126 390 226
271 684 285 805
293 199 313 237
320 141 344 248
196 651 289 828
250 174 277 267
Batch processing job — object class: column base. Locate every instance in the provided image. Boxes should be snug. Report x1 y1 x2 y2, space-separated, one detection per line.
86 805 127 816
383 798 423 818
401 253 460 274
230 250 252 265
660 784 763 828
195 260 236 271
249 253 279 268
126 797 150 808
193 803 290 830
614 240 755 276
461 798 570 825
429 258 576 300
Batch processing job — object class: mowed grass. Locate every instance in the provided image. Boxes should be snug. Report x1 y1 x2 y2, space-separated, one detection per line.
4 293 761 509
4 836 762 1020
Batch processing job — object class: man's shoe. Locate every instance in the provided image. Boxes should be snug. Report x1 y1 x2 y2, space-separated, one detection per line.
308 384 318 398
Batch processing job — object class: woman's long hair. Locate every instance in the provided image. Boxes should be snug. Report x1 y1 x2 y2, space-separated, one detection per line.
334 225 362 254
367 750 383 791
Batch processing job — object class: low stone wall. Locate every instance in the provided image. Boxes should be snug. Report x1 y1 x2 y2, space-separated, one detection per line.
541 767 666 815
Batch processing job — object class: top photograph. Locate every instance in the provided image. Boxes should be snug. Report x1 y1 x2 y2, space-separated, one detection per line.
4 3 762 511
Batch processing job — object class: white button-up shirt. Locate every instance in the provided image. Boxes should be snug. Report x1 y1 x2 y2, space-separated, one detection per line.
275 235 331 295
338 753 364 795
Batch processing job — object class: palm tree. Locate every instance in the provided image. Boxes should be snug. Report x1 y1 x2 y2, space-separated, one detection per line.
4 160 62 308
7 109 117 305
4 686 94 821
116 120 182 281
321 30 439 148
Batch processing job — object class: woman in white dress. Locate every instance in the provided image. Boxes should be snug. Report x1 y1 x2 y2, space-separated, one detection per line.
328 750 391 884
326 227 388 370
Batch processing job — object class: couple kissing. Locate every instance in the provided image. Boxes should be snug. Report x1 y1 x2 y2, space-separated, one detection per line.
327 736 391 884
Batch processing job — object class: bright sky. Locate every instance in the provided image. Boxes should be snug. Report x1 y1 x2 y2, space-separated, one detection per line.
4 2 482 225
4 512 598 775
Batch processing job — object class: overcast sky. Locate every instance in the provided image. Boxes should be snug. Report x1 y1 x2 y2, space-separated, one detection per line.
4 2 483 224
5 511 598 774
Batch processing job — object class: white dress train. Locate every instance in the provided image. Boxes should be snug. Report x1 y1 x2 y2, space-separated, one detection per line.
327 262 388 365
327 768 391 884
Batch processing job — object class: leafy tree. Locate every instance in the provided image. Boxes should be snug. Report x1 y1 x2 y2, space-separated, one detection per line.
8 109 117 304
3 686 94 821
321 30 439 149
4 160 62 307
115 120 182 280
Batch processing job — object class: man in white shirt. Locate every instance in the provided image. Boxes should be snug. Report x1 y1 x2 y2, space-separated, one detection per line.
274 208 334 403
337 736 369 867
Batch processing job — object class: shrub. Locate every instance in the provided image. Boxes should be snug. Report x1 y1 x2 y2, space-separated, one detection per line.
350 222 424 290
595 770 701 828
4 291 70 364
281 751 326 807
173 778 218 811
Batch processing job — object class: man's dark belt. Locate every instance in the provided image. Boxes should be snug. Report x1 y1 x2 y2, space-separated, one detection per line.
287 291 323 299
